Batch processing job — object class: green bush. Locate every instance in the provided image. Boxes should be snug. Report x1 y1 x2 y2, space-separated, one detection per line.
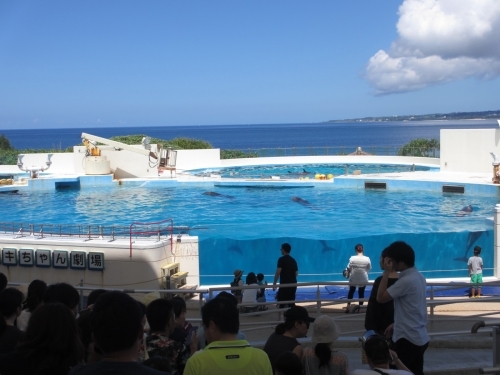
109 135 212 150
0 150 19 165
398 138 440 157
0 134 13 150
221 149 259 159
169 137 212 149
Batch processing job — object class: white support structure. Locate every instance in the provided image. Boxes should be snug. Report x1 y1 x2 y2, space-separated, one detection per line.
81 133 155 157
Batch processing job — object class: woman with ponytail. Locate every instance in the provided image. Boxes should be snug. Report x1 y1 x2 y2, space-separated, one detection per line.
0 302 84 375
18 279 47 331
302 315 349 375
263 306 315 372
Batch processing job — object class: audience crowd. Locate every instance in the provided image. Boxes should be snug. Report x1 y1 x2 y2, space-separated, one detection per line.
0 241 425 375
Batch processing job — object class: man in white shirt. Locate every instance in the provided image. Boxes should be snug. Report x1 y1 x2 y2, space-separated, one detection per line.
377 241 429 375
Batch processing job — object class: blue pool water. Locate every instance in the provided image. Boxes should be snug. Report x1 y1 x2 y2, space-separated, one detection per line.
0 178 496 285
191 163 436 179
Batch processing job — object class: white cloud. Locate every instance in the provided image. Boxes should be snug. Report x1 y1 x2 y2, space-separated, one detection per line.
365 0 500 94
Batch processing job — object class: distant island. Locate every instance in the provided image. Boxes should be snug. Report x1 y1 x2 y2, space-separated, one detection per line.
327 110 500 123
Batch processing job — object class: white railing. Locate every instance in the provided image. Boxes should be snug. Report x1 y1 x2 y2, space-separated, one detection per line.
33 278 498 339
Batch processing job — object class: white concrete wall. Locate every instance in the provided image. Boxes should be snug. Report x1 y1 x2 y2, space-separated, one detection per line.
175 149 221 170
441 129 500 173
73 147 221 178
18 153 75 174
0 235 200 290
74 146 159 178
220 155 440 168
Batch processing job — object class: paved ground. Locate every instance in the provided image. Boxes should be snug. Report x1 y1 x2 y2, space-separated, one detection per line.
186 296 500 374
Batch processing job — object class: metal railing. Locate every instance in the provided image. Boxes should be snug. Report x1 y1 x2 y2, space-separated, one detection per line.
0 221 199 241
10 278 498 338
472 321 500 374
229 146 441 158
129 218 174 257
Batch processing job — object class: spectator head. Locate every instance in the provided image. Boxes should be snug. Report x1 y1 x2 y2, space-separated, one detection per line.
43 283 80 314
474 246 482 256
0 287 23 318
25 279 47 312
274 351 302 375
257 273 265 282
18 302 84 372
233 269 243 279
312 315 341 369
214 291 238 306
170 296 187 328
276 306 315 337
86 289 108 308
363 334 391 367
77 310 94 363
147 299 175 333
281 243 291 254
246 272 257 285
90 291 143 355
0 273 7 291
312 315 340 344
379 248 390 270
201 295 239 343
383 241 415 269
355 243 364 253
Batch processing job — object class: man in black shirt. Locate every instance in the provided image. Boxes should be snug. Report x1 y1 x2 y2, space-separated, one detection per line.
273 243 298 309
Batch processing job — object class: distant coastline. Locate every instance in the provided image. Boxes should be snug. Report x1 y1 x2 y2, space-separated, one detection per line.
326 110 500 123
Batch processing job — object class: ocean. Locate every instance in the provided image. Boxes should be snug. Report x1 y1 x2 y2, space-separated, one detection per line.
1 119 498 150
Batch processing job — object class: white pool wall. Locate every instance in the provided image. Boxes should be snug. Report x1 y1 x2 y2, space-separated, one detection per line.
441 128 500 173
219 155 439 168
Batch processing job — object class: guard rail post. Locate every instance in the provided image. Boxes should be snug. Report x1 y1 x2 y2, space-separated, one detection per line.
472 321 500 374
316 285 321 315
79 279 84 310
199 290 204 316
430 287 435 318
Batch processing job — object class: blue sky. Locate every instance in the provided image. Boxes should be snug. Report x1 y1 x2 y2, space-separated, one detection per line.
1 0 499 129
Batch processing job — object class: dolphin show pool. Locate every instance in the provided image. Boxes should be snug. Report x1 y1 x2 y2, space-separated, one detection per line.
0 166 495 285
190 163 436 179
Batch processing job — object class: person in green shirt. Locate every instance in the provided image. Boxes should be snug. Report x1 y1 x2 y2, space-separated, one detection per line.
184 293 272 375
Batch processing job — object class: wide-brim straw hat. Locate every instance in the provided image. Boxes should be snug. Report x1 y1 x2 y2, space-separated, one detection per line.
234 269 243 278
312 315 341 343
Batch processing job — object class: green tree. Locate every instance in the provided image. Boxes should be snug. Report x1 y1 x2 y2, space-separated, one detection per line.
398 138 440 157
220 149 259 159
109 135 212 149
0 134 13 150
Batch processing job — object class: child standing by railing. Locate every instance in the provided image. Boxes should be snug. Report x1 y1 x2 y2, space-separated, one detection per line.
468 246 483 298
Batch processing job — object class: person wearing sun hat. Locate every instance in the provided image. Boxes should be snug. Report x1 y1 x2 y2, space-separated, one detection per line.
302 315 349 375
263 306 315 372
230 269 244 303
